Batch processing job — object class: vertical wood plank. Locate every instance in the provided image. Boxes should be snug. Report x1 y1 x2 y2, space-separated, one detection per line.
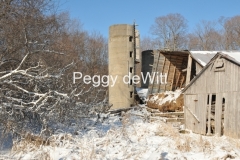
186 54 192 85
171 66 176 91
215 93 222 136
207 93 212 135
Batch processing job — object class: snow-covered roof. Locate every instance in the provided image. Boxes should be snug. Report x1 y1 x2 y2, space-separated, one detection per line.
189 51 218 66
220 51 240 65
183 51 240 93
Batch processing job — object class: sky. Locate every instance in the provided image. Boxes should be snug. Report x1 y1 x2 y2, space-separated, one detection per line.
56 0 240 39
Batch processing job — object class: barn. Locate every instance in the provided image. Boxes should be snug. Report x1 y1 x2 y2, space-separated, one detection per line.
183 51 240 138
142 50 216 94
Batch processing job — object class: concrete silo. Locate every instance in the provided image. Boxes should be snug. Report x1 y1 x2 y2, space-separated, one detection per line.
108 24 139 109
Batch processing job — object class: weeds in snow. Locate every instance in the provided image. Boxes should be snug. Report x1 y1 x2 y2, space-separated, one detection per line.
3 108 240 160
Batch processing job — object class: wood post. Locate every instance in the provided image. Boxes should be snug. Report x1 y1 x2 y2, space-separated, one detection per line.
157 56 166 93
171 66 176 91
164 55 171 91
185 106 200 123
175 72 181 90
207 94 212 135
186 54 192 85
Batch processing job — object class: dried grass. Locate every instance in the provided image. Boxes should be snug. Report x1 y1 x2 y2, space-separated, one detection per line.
175 136 191 152
7 109 240 159
156 122 179 137
11 133 76 159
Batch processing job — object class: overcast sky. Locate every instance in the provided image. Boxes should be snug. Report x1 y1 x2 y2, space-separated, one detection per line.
57 0 240 38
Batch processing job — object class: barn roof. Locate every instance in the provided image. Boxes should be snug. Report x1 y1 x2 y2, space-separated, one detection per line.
220 51 240 66
189 51 218 66
151 50 218 67
183 51 240 92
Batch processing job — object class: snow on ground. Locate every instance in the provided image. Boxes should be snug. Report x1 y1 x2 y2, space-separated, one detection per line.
1 107 240 160
148 89 182 105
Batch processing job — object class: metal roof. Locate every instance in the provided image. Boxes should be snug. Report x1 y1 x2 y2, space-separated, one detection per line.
189 51 218 66
220 51 240 65
183 51 240 92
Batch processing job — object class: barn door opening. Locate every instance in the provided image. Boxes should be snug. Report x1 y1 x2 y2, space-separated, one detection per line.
206 94 216 135
221 98 225 136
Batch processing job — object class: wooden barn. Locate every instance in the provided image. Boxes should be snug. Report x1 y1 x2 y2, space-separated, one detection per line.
183 51 240 138
145 50 216 94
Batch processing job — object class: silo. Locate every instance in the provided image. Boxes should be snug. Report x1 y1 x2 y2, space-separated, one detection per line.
141 50 154 88
108 24 137 109
135 30 141 88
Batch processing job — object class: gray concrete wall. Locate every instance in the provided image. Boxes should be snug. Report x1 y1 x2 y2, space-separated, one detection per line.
108 24 135 109
141 50 154 88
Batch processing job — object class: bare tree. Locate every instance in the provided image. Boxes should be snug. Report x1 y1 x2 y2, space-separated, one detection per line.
140 36 160 51
84 32 108 76
53 28 108 104
151 13 188 50
186 33 200 50
0 0 110 144
220 16 240 50
188 21 223 50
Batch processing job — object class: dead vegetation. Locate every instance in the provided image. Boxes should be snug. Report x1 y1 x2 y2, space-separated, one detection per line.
147 93 184 112
156 121 239 158
0 0 110 150
4 108 240 159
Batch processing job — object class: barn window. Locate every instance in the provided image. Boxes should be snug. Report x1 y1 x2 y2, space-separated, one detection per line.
130 91 133 98
130 67 133 73
214 58 225 72
129 36 133 42
130 51 133 57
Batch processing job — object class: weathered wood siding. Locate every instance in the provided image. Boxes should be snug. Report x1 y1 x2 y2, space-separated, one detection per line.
184 93 207 135
195 62 202 74
184 58 240 138
148 51 188 94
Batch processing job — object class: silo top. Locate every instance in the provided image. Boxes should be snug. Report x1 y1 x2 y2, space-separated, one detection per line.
109 24 134 37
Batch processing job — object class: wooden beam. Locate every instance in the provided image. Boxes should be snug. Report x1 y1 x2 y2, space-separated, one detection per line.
176 56 186 89
164 56 171 91
150 51 161 94
171 66 176 91
185 106 200 123
152 112 184 117
157 56 166 93
175 71 181 90
180 75 185 88
182 68 187 72
186 54 192 85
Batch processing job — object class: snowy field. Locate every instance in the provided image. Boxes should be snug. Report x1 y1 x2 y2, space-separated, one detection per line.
1 107 240 160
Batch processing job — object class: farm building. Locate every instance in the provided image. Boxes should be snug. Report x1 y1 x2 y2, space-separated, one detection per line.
142 50 216 94
183 51 240 139
108 24 140 109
